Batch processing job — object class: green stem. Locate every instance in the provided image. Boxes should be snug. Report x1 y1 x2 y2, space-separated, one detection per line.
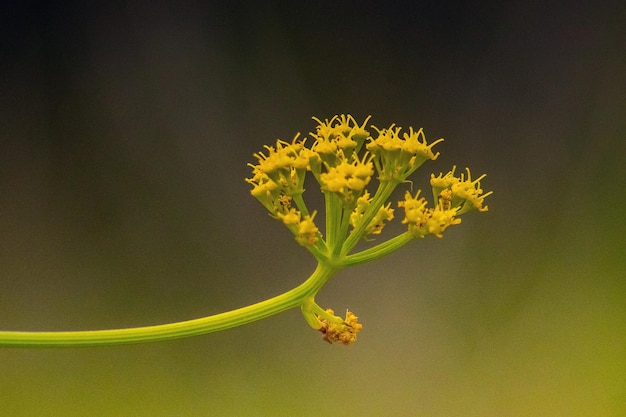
343 232 413 267
325 192 342 253
0 262 338 348
292 192 310 218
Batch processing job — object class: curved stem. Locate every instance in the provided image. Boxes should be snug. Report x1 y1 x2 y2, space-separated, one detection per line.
0 262 338 348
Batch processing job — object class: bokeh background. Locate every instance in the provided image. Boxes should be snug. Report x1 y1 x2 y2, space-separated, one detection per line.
1 1 624 416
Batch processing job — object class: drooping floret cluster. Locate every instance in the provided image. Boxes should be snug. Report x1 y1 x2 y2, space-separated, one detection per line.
317 309 363 345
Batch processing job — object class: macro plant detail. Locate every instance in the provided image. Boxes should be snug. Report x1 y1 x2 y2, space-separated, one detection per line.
0 114 491 347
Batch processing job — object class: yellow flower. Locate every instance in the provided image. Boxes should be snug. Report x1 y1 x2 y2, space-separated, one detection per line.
431 167 492 215
246 171 282 214
251 137 303 175
349 190 373 227
317 309 363 345
319 153 374 203
398 189 462 238
276 209 320 246
364 203 394 237
276 208 301 225
311 114 370 165
398 190 430 238
295 212 320 247
247 135 320 200
451 168 491 214
367 125 443 182
425 206 462 238
347 191 394 239
430 166 460 195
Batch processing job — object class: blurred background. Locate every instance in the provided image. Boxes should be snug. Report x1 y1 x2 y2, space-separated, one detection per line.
1 1 624 416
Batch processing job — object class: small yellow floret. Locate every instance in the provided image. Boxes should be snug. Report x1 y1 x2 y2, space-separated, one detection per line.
319 153 374 202
399 190 461 238
425 206 462 238
451 168 491 214
367 125 443 181
430 166 461 191
365 203 395 236
295 213 320 247
349 190 373 228
252 136 307 175
276 208 301 225
399 190 428 223
317 309 363 345
431 167 492 215
247 135 320 203
311 114 371 164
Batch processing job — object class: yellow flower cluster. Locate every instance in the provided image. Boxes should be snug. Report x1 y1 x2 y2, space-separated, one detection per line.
276 209 320 246
247 136 317 214
431 166 491 215
367 125 443 181
246 115 491 247
399 167 492 238
247 114 389 245
349 191 395 238
317 309 363 345
399 189 461 238
319 153 374 204
310 114 370 166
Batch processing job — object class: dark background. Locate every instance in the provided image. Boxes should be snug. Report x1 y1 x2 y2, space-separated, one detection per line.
1 1 624 415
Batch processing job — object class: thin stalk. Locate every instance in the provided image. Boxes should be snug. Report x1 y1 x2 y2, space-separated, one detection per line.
343 232 413 267
324 192 342 251
0 262 338 348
